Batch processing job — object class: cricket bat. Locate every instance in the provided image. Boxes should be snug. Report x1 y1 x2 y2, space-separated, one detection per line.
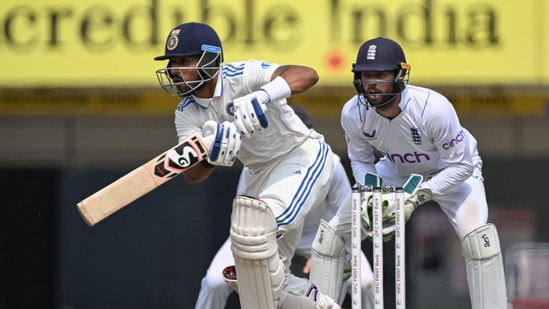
77 135 208 226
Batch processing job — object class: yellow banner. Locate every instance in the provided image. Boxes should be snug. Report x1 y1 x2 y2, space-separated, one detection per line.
0 0 547 87
1 86 547 117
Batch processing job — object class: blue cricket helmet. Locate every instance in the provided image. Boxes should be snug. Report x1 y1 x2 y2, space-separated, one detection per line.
352 37 407 72
154 22 223 62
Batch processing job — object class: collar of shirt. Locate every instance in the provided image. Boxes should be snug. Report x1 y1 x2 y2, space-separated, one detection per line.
398 86 409 110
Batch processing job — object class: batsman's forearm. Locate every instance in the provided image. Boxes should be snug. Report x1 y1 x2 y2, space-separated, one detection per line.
183 163 214 184
273 65 319 94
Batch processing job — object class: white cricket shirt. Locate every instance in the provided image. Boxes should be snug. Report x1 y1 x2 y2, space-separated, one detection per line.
341 85 480 195
174 60 310 172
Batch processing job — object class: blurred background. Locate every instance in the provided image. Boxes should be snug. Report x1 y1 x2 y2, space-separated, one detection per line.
1 0 548 308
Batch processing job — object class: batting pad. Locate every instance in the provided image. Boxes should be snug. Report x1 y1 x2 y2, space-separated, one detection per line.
310 219 346 304
230 196 284 309
462 223 508 309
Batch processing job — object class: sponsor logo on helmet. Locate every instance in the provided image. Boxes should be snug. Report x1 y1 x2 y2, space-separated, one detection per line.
442 130 465 149
166 29 180 51
367 44 377 60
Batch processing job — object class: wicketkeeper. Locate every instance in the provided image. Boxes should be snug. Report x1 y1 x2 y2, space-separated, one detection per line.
309 37 507 309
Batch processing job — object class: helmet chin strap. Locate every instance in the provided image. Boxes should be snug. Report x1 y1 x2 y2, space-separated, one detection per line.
362 81 400 110
176 79 204 97
364 92 398 110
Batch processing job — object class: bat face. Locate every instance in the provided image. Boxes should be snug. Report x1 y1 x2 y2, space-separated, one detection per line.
77 135 208 226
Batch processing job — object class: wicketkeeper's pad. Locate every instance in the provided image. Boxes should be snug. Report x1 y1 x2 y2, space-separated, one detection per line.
462 223 508 309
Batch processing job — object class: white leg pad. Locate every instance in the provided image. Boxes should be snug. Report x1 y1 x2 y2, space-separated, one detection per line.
223 265 338 309
310 219 346 304
279 288 329 309
230 196 284 309
462 223 508 309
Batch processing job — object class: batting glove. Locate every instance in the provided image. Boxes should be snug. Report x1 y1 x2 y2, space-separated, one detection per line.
232 93 269 138
202 120 242 167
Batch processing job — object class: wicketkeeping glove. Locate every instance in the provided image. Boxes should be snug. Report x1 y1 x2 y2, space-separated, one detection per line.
360 174 424 241
404 187 432 210
202 120 242 167
400 174 428 225
360 189 398 241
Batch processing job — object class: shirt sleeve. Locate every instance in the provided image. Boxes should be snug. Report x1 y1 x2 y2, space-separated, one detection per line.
341 99 377 185
420 95 474 195
242 60 279 92
174 102 203 144
324 155 352 214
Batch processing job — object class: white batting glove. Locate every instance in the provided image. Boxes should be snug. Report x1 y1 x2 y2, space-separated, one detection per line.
232 92 269 138
202 120 242 167
231 76 292 138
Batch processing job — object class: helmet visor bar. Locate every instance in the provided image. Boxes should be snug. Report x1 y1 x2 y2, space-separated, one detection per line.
155 67 206 97
155 53 220 97
360 70 409 92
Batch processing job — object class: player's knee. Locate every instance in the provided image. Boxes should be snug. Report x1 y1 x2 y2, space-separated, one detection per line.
462 223 501 260
230 195 278 259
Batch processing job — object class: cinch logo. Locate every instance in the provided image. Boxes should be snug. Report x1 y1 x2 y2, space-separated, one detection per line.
442 130 465 150
386 151 430 164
